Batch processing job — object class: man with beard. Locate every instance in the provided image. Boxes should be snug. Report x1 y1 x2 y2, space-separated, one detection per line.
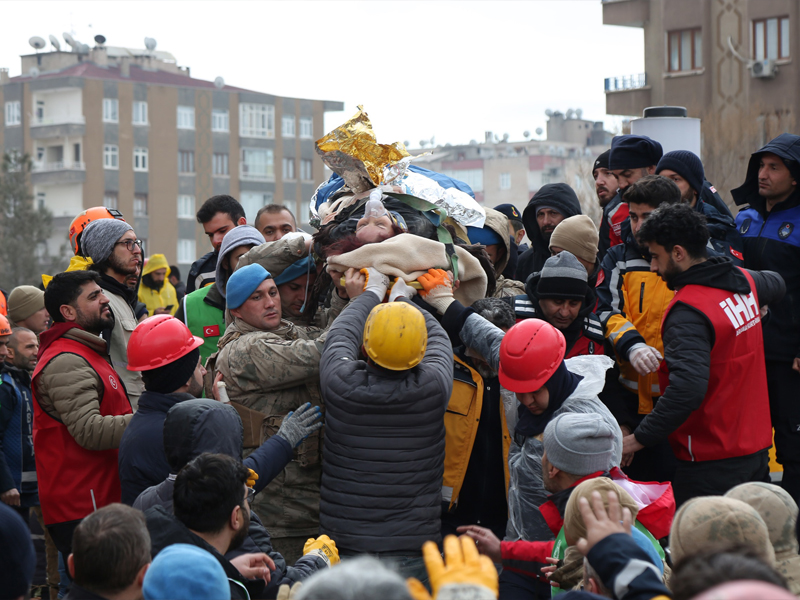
624 202 785 505
81 219 145 408
33 271 133 556
145 453 277 600
138 254 179 316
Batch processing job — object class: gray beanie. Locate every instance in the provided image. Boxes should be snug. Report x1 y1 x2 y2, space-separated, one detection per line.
543 413 616 476
215 225 265 298
82 219 134 263
537 251 588 300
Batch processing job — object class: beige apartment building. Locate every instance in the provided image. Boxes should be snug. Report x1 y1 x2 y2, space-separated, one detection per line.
0 37 343 274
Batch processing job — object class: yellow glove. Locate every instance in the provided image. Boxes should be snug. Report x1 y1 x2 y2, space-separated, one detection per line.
276 581 302 600
407 536 498 600
246 468 259 489
303 534 340 567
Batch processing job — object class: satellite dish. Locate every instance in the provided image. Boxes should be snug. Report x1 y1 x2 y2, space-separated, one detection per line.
144 37 157 51
523 130 530 138
469 139 478 145
575 108 583 119
78 44 90 54
94 34 106 45
29 66 40 78
535 127 544 136
545 109 553 117
49 35 61 51
63 32 77 48
29 36 46 51
403 141 410 147
566 109 575 119
213 76 225 89
502 133 510 142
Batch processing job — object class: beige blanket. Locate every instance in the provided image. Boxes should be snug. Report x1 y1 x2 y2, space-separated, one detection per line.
325 233 487 306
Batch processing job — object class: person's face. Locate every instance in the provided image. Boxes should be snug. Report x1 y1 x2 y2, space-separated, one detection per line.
278 272 316 319
539 298 582 330
758 152 797 203
230 279 282 330
185 355 206 398
150 268 167 286
8 330 39 371
628 202 655 237
169 274 179 286
593 167 618 207
204 212 239 252
0 336 8 361
658 169 696 205
19 307 50 335
229 484 252 553
72 282 114 334
356 214 395 244
484 244 501 266
224 244 256 275
256 210 296 242
108 231 142 277
536 209 565 242
516 385 550 415
541 451 556 493
645 241 681 287
611 166 651 191
551 246 595 276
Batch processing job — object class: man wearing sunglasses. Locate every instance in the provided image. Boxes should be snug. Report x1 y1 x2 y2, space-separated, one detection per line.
81 219 146 409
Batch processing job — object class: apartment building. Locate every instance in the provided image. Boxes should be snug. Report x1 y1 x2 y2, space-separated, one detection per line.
0 37 343 275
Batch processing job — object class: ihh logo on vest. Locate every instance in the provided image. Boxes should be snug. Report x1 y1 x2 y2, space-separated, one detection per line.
719 291 760 336
108 375 119 390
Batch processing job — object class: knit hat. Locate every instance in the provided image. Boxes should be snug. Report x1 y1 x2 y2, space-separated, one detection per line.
8 285 45 322
593 149 611 173
466 224 505 247
274 255 315 287
494 203 523 223
537 251 588 300
670 496 775 566
609 135 664 170
81 218 134 263
0 502 36 598
656 150 705 195
143 543 229 600
142 348 200 394
543 413 617 476
215 225 265 298
549 215 599 265
226 263 272 310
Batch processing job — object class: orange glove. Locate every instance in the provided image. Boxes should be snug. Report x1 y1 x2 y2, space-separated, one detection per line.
416 269 455 314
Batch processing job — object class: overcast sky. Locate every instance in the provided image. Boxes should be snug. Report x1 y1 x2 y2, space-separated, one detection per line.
2 1 644 146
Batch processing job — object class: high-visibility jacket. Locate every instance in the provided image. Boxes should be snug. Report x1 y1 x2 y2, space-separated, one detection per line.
183 286 226 366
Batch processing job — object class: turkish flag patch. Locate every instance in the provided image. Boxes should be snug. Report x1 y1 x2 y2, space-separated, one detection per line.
203 325 220 338
730 248 744 261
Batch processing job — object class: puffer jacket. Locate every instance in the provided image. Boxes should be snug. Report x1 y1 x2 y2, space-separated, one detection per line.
482 207 526 298
319 293 453 554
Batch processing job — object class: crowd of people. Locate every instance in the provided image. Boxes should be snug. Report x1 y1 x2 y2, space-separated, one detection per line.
2 122 800 600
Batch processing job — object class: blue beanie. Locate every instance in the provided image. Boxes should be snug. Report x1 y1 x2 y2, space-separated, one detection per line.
0 503 35 598
609 135 663 170
226 263 272 310
274 255 315 287
143 544 229 600
656 150 705 196
466 225 504 247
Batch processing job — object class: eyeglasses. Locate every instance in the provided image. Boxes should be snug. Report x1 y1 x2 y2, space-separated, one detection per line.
245 487 255 505
115 239 143 252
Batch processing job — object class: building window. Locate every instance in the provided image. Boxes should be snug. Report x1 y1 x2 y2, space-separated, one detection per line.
300 159 313 181
499 172 511 190
754 16 790 61
177 195 195 219
133 101 148 125
103 145 119 170
241 191 274 223
177 105 195 130
133 147 148 172
103 98 119 123
239 103 274 138
104 192 118 209
668 29 702 72
36 192 46 210
4 101 21 126
441 168 483 193
177 239 196 264
134 194 148 216
212 109 229 132
282 116 296 138
282 158 295 180
73 143 81 164
299 117 313 139
178 151 195 174
213 153 229 176
240 148 274 180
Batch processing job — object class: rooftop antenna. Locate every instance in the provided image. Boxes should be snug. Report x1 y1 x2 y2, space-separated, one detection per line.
49 35 61 51
214 76 225 89
523 130 531 139
575 108 583 119
63 32 77 51
29 36 46 52
535 127 544 136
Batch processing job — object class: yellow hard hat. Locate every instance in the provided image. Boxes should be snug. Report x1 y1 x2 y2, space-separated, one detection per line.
362 302 427 371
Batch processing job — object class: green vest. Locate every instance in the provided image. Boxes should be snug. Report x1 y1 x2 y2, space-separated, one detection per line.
183 286 226 365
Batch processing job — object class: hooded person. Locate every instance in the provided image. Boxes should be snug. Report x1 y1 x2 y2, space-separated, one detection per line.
138 254 179 317
725 482 800 594
516 184 583 285
466 207 525 298
134 399 329 598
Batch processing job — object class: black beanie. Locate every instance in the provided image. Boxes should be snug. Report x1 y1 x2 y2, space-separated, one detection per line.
142 348 200 394
593 149 611 173
656 150 705 196
609 135 663 170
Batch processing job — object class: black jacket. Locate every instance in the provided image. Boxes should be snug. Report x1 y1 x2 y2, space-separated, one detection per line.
118 390 194 505
697 198 744 266
186 250 218 294
0 363 37 507
635 257 785 447
319 293 453 554
516 184 582 284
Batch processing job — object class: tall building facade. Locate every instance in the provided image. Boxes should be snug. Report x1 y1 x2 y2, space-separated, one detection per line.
0 39 343 274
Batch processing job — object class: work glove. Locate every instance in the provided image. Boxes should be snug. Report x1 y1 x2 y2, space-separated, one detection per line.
417 268 455 315
389 278 418 302
275 403 323 448
407 535 498 600
361 267 391 300
246 468 259 489
628 343 663 376
276 582 302 600
303 535 340 567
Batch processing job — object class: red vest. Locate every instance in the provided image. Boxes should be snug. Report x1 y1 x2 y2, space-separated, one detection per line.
565 336 601 359
659 269 772 462
32 335 132 525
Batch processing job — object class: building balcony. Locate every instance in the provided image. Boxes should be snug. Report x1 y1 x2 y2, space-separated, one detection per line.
605 73 651 117
239 167 274 182
31 161 86 186
30 115 86 140
602 0 648 28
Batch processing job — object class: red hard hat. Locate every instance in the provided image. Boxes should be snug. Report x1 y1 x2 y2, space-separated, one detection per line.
69 206 126 255
127 315 203 371
498 319 566 393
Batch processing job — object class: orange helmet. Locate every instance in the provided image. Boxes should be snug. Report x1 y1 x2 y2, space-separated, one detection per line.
127 315 203 371
0 314 11 336
69 207 125 255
